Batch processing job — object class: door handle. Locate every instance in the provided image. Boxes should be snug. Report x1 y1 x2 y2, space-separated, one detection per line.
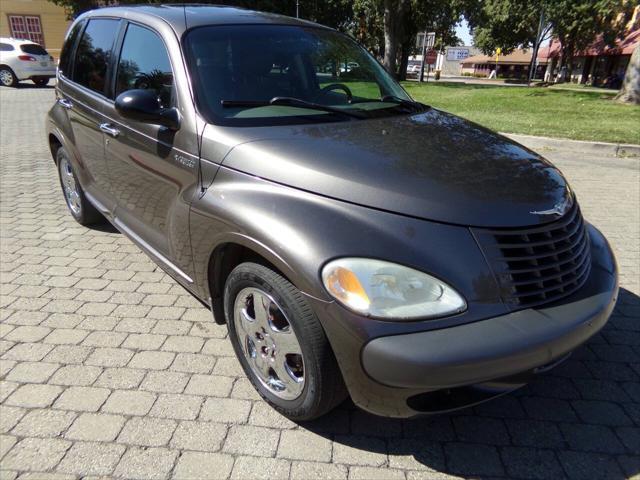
57 97 73 109
99 123 120 138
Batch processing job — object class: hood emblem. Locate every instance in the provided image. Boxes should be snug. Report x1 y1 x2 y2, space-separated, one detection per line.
530 195 573 217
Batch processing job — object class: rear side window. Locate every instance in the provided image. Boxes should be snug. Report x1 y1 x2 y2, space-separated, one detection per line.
20 43 48 55
73 18 119 95
59 21 84 76
0 43 14 52
115 24 174 107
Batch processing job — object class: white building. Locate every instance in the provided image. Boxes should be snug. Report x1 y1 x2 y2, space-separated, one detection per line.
436 46 481 76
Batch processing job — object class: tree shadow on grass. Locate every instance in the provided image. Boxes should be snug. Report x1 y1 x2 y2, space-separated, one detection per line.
406 81 506 90
407 81 618 103
301 287 639 479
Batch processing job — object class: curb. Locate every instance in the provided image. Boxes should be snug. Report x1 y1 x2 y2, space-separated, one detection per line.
501 133 640 158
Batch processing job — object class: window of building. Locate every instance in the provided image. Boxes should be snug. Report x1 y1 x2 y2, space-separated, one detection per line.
115 23 174 107
8 15 45 46
73 18 120 95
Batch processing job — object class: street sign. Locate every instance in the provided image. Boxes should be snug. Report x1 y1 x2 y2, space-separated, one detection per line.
425 48 437 64
446 47 470 61
416 32 436 49
418 32 436 83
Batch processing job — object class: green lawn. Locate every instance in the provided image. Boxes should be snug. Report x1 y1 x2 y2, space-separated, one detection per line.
401 82 640 145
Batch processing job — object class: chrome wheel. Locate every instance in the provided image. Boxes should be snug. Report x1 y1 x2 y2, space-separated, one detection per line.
233 287 305 400
0 69 14 86
59 156 81 215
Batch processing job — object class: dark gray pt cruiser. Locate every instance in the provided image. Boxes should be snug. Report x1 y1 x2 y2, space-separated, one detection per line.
46 5 618 420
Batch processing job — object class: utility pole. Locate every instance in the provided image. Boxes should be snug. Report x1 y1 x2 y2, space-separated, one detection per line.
296 0 300 18
419 33 427 83
528 10 545 85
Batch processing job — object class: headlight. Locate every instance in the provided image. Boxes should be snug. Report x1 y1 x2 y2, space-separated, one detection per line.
321 258 466 320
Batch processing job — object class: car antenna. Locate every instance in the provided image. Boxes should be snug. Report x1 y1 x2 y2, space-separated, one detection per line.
181 4 205 195
182 4 187 30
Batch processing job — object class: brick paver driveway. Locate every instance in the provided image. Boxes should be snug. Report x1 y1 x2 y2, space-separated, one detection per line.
1 86 638 480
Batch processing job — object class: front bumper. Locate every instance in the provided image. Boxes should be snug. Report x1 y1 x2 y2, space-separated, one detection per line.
313 225 618 418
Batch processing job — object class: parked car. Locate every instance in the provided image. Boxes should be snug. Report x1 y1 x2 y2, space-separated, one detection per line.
340 61 360 73
0 37 56 87
406 61 421 77
47 6 618 420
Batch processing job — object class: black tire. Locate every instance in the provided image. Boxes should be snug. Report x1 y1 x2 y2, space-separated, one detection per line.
56 147 103 226
33 77 50 87
224 262 347 421
0 66 17 87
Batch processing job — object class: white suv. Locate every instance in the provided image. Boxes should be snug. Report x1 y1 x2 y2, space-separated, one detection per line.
0 37 56 87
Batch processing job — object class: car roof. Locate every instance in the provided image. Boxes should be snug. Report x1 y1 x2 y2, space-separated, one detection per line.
78 4 330 36
0 37 39 45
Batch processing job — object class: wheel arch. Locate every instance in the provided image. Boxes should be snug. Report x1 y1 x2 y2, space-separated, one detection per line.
48 133 63 163
206 240 296 325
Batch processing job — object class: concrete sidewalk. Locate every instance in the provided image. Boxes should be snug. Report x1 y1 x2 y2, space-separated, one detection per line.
410 76 621 95
504 133 640 158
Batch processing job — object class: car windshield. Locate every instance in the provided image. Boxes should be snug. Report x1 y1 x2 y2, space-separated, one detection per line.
183 25 423 126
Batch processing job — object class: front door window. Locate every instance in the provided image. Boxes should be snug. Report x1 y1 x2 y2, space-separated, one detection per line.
115 23 174 107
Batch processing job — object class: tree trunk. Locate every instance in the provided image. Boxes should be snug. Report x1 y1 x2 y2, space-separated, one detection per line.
397 39 411 81
555 40 574 83
383 0 398 76
616 44 640 105
528 11 546 85
383 0 408 78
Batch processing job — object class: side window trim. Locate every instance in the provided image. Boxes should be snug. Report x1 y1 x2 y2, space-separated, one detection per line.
100 18 124 100
67 16 123 100
107 20 128 100
112 20 178 108
62 19 86 81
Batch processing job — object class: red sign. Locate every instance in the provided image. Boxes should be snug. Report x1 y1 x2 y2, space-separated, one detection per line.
425 49 437 64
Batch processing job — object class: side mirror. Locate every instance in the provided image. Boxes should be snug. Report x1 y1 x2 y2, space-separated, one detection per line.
115 89 180 130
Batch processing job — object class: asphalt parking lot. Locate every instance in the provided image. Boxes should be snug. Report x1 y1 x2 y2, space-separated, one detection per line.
0 86 639 480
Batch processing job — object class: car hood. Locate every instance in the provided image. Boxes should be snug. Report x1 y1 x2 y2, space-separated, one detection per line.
213 109 570 228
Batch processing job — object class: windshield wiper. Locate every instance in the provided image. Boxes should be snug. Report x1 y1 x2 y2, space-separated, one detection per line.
220 96 366 119
380 95 428 112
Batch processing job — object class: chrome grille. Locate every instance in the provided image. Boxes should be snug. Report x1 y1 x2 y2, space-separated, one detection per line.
473 203 591 309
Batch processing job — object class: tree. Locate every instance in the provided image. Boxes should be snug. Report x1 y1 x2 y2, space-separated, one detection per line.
221 0 355 30
616 44 640 104
50 0 355 27
353 0 386 57
381 0 410 76
547 0 633 80
49 0 101 18
468 0 544 55
402 0 466 79
353 0 465 79
466 0 635 82
51 0 465 81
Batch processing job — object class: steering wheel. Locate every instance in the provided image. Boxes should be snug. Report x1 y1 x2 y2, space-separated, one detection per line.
317 83 353 104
